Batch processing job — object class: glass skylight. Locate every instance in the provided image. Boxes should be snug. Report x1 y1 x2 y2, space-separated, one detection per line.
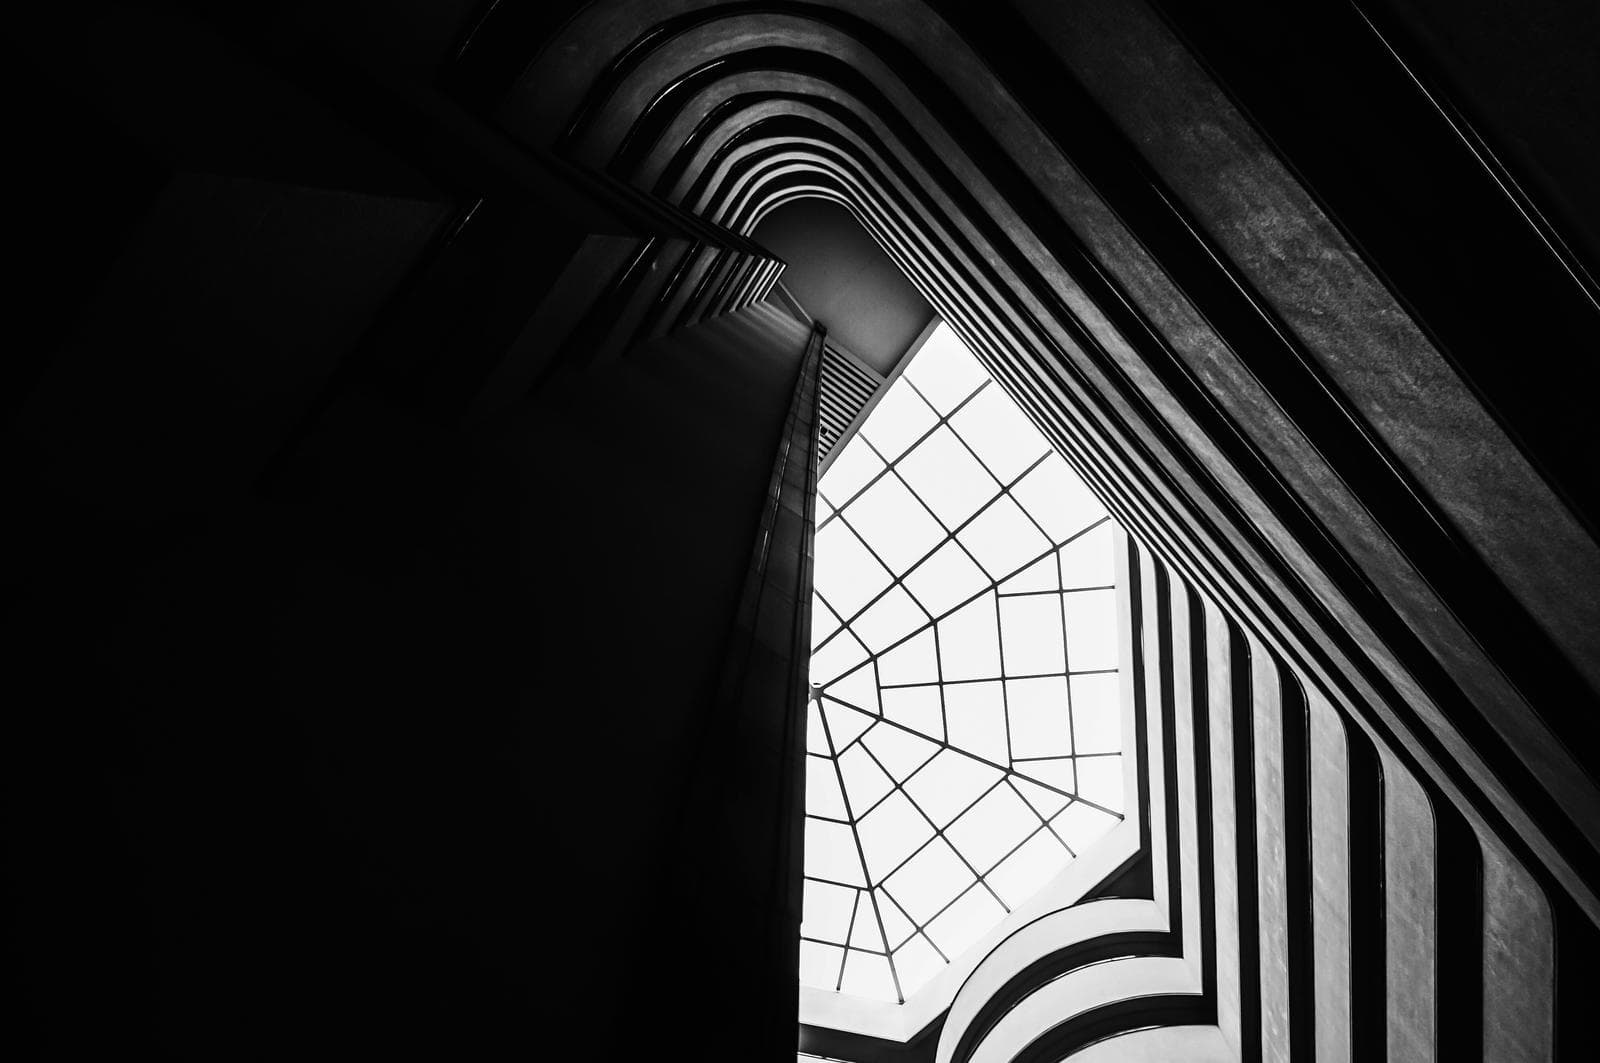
802 323 1125 1004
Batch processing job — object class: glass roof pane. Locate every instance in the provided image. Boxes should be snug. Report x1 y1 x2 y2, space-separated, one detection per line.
1052 801 1118 854
858 791 935 881
903 326 987 413
861 377 939 462
802 879 857 942
862 722 941 783
999 553 1058 594
1070 673 1122 752
800 941 845 988
822 435 886 505
806 817 865 886
1059 521 1116 588
809 628 868 687
881 685 943 741
849 898 885 951
926 884 1007 959
896 426 1000 528
875 887 915 948
877 627 940 686
937 593 1002 681
1011 453 1107 543
806 754 849 819
825 661 880 715
1062 589 1119 671
903 748 1003 827
1006 676 1073 758
944 783 1037 873
1011 776 1070 820
815 519 892 618
1015 756 1076 795
943 680 1008 765
884 839 972 924
803 319 1127 1007
853 585 930 654
1075 755 1124 813
957 496 1052 581
840 950 898 1001
844 474 945 575
903 540 990 617
823 699 876 753
838 742 894 811
892 934 945 997
811 593 841 649
987 829 1071 909
999 594 1067 676
949 382 1050 484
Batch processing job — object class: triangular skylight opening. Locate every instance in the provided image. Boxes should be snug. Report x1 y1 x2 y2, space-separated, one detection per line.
802 323 1127 1004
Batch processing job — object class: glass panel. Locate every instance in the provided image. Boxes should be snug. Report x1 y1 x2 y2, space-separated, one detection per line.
1070 672 1122 752
826 661 880 715
857 791 935 881
840 950 898 1001
861 378 939 462
949 382 1049 483
945 783 1037 873
875 888 915 949
1059 521 1116 588
903 326 987 413
853 585 930 654
884 839 971 923
943 680 1008 765
823 699 875 752
800 940 845 988
1010 776 1070 820
1075 755 1124 813
903 539 990 617
1062 589 1119 671
925 884 1007 959
999 553 1058 594
806 754 849 819
821 436 886 505
812 593 841 649
1053 800 1119 854
810 628 868 686
892 934 945 997
999 594 1066 676
1015 756 1076 795
987 829 1070 909
877 627 940 686
1011 453 1106 543
904 749 1003 828
849 895 885 951
1006 676 1073 758
815 519 893 619
862 722 941 783
880 684 943 741
838 742 894 811
937 593 1001 681
956 496 1051 580
802 878 857 942
896 426 1000 528
844 474 946 575
806 817 865 885
806 700 830 756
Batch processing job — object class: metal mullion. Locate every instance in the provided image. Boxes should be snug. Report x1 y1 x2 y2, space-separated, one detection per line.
805 872 866 892
1067 667 1120 677
835 891 860 990
817 692 906 1002
1003 777 1074 855
1060 584 1116 594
